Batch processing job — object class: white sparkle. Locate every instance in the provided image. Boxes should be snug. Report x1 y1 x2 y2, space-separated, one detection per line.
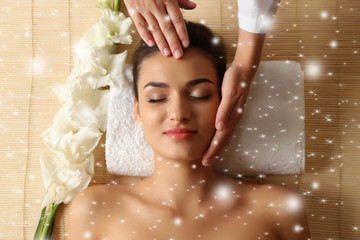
286 195 301 212
164 15 171 22
174 217 182 226
84 231 91 239
294 224 304 233
33 58 43 73
128 8 136 15
321 11 328 19
330 40 338 48
306 63 320 77
312 181 319 189
212 36 220 45
214 183 232 201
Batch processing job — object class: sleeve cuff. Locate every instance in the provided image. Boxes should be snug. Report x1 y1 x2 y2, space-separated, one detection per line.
237 0 280 34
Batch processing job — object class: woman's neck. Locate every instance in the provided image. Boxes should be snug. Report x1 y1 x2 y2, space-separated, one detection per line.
131 154 234 217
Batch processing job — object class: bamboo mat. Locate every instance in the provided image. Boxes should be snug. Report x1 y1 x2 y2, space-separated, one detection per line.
0 0 359 239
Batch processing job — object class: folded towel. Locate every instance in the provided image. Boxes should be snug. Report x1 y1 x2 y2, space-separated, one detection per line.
105 61 304 177
215 61 305 176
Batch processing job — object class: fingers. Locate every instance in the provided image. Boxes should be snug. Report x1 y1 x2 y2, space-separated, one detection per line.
202 92 248 166
126 0 191 59
146 13 173 56
165 1 189 49
202 129 228 166
156 1 185 58
215 68 242 130
129 10 156 47
178 0 197 9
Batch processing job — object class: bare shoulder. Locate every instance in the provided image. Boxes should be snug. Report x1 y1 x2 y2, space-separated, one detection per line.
66 184 132 239
244 183 311 240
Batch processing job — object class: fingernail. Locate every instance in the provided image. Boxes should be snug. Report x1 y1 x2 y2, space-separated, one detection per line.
204 161 214 167
163 48 171 56
182 40 189 48
148 40 155 46
174 49 182 59
217 121 225 130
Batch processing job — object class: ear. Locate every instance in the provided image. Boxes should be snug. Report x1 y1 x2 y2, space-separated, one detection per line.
133 95 141 124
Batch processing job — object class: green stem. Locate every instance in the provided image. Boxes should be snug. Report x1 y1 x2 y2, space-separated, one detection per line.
113 0 121 12
37 203 61 240
33 207 47 239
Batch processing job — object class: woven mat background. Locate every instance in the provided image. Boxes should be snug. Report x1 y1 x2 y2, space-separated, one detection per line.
0 0 359 239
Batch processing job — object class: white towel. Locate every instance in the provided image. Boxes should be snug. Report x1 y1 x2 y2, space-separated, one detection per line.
105 61 304 177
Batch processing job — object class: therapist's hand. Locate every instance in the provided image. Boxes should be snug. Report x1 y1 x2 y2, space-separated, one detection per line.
124 0 196 59
202 66 251 166
201 28 265 167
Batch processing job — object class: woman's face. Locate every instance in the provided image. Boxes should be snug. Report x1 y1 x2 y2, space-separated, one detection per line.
134 48 221 163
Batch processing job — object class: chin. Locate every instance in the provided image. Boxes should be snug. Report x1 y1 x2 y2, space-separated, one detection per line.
149 136 211 162
156 148 205 163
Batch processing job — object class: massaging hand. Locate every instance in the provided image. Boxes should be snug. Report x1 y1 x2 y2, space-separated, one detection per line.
202 66 251 166
124 0 196 58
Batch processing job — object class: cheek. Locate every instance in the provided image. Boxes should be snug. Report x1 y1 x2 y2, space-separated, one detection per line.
139 104 164 131
198 99 220 129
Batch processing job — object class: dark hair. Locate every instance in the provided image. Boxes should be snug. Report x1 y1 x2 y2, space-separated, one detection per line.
132 21 227 100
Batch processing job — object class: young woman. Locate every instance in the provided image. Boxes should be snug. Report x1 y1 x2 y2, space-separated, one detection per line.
67 22 310 240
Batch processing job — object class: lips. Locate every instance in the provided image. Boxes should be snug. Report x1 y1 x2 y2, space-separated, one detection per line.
165 128 197 134
165 128 198 140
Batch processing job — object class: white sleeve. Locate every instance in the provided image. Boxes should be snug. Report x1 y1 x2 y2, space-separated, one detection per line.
237 0 280 34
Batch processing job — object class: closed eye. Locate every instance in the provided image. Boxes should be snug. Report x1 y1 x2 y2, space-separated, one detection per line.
147 95 211 104
191 95 211 100
147 98 167 103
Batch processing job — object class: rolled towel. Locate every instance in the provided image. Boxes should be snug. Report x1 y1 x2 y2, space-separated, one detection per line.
105 61 304 177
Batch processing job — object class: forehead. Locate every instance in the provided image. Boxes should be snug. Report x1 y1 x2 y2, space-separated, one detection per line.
137 48 219 88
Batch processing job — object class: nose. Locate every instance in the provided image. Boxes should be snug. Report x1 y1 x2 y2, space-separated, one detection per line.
167 93 191 123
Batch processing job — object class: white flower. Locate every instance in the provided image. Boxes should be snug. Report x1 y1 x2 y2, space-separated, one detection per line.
40 6 132 208
76 24 111 53
42 123 102 165
76 49 128 89
100 8 133 45
40 154 94 207
70 84 110 131
78 45 111 76
75 8 132 53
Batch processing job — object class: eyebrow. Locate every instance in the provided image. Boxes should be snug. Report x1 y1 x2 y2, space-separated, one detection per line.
143 78 215 90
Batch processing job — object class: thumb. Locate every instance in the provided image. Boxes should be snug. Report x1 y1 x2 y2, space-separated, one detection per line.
215 97 234 131
215 68 239 131
178 0 197 9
